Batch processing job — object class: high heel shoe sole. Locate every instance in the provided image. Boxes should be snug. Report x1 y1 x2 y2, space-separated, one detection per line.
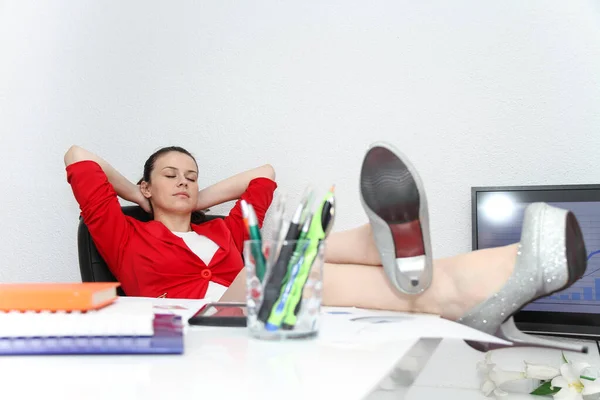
466 210 588 353
360 142 433 294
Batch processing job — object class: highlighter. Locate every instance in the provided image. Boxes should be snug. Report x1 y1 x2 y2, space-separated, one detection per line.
264 215 312 330
281 186 335 329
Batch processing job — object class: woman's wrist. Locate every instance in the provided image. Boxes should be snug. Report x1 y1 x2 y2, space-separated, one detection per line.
194 188 218 211
121 182 143 206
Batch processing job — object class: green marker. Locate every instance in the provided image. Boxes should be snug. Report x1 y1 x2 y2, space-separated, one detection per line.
281 186 335 329
241 200 266 281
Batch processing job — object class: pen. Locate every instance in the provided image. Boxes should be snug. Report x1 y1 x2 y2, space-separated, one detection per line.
298 186 315 228
281 186 335 329
264 214 312 330
267 193 287 267
271 193 286 241
241 200 267 281
280 213 312 288
241 200 250 231
257 192 311 323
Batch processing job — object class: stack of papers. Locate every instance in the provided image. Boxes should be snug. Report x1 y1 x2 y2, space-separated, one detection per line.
0 299 184 355
0 301 154 337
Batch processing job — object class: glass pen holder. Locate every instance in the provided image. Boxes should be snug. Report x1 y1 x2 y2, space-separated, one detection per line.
244 239 325 340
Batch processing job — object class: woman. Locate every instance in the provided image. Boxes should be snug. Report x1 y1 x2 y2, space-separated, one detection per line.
65 143 587 351
65 145 277 300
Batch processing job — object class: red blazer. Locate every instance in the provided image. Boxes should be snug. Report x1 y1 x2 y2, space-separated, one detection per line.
67 161 276 299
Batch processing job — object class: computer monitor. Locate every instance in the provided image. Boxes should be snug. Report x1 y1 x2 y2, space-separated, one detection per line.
472 185 600 338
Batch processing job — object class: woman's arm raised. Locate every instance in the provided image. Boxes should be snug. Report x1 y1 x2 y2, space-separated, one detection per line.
195 164 275 211
64 145 150 212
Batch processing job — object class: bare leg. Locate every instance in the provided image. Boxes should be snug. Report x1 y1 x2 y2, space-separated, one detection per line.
220 243 518 320
325 224 381 265
219 269 247 303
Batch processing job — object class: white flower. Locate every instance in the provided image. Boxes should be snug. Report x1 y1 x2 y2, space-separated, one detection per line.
478 353 526 397
551 362 600 400
524 361 560 380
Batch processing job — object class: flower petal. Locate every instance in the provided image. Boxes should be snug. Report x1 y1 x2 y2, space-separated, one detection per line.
553 386 582 400
571 362 592 379
477 353 495 374
525 362 560 380
581 379 600 395
552 376 569 388
493 387 508 397
581 366 600 381
477 361 494 374
489 369 526 386
560 363 579 384
481 379 496 397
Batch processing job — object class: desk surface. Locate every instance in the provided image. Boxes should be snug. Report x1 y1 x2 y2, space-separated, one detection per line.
0 298 423 400
0 329 421 399
0 297 597 400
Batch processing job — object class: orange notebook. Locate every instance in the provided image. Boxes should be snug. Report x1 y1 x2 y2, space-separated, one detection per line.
0 282 120 312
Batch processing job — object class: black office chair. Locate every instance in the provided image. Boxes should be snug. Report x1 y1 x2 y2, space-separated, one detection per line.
77 205 224 296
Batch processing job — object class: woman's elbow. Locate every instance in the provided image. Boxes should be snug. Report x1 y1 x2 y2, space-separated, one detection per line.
262 164 276 181
64 145 84 167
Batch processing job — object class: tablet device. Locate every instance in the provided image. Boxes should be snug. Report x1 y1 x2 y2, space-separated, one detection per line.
188 302 247 327
472 184 600 339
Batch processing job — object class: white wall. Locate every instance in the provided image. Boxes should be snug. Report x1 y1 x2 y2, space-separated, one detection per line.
1 0 600 283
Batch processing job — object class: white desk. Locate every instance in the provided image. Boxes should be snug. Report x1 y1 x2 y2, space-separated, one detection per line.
0 298 426 400
0 297 596 400
0 324 422 399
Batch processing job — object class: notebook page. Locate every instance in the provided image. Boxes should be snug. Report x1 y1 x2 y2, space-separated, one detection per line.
0 301 154 337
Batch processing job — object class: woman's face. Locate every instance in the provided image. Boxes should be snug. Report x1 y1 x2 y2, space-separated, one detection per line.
142 151 199 215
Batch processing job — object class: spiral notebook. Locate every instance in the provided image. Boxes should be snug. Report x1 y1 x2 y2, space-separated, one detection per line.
0 301 184 355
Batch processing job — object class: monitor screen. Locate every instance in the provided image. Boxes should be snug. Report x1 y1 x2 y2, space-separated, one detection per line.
472 185 600 337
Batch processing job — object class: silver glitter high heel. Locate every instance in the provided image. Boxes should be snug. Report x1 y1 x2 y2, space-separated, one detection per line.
459 202 588 353
359 142 433 295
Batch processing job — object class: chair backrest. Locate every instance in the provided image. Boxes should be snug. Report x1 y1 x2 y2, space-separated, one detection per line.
77 205 224 296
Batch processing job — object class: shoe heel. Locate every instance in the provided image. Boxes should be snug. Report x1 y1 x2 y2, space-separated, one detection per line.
466 317 588 353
